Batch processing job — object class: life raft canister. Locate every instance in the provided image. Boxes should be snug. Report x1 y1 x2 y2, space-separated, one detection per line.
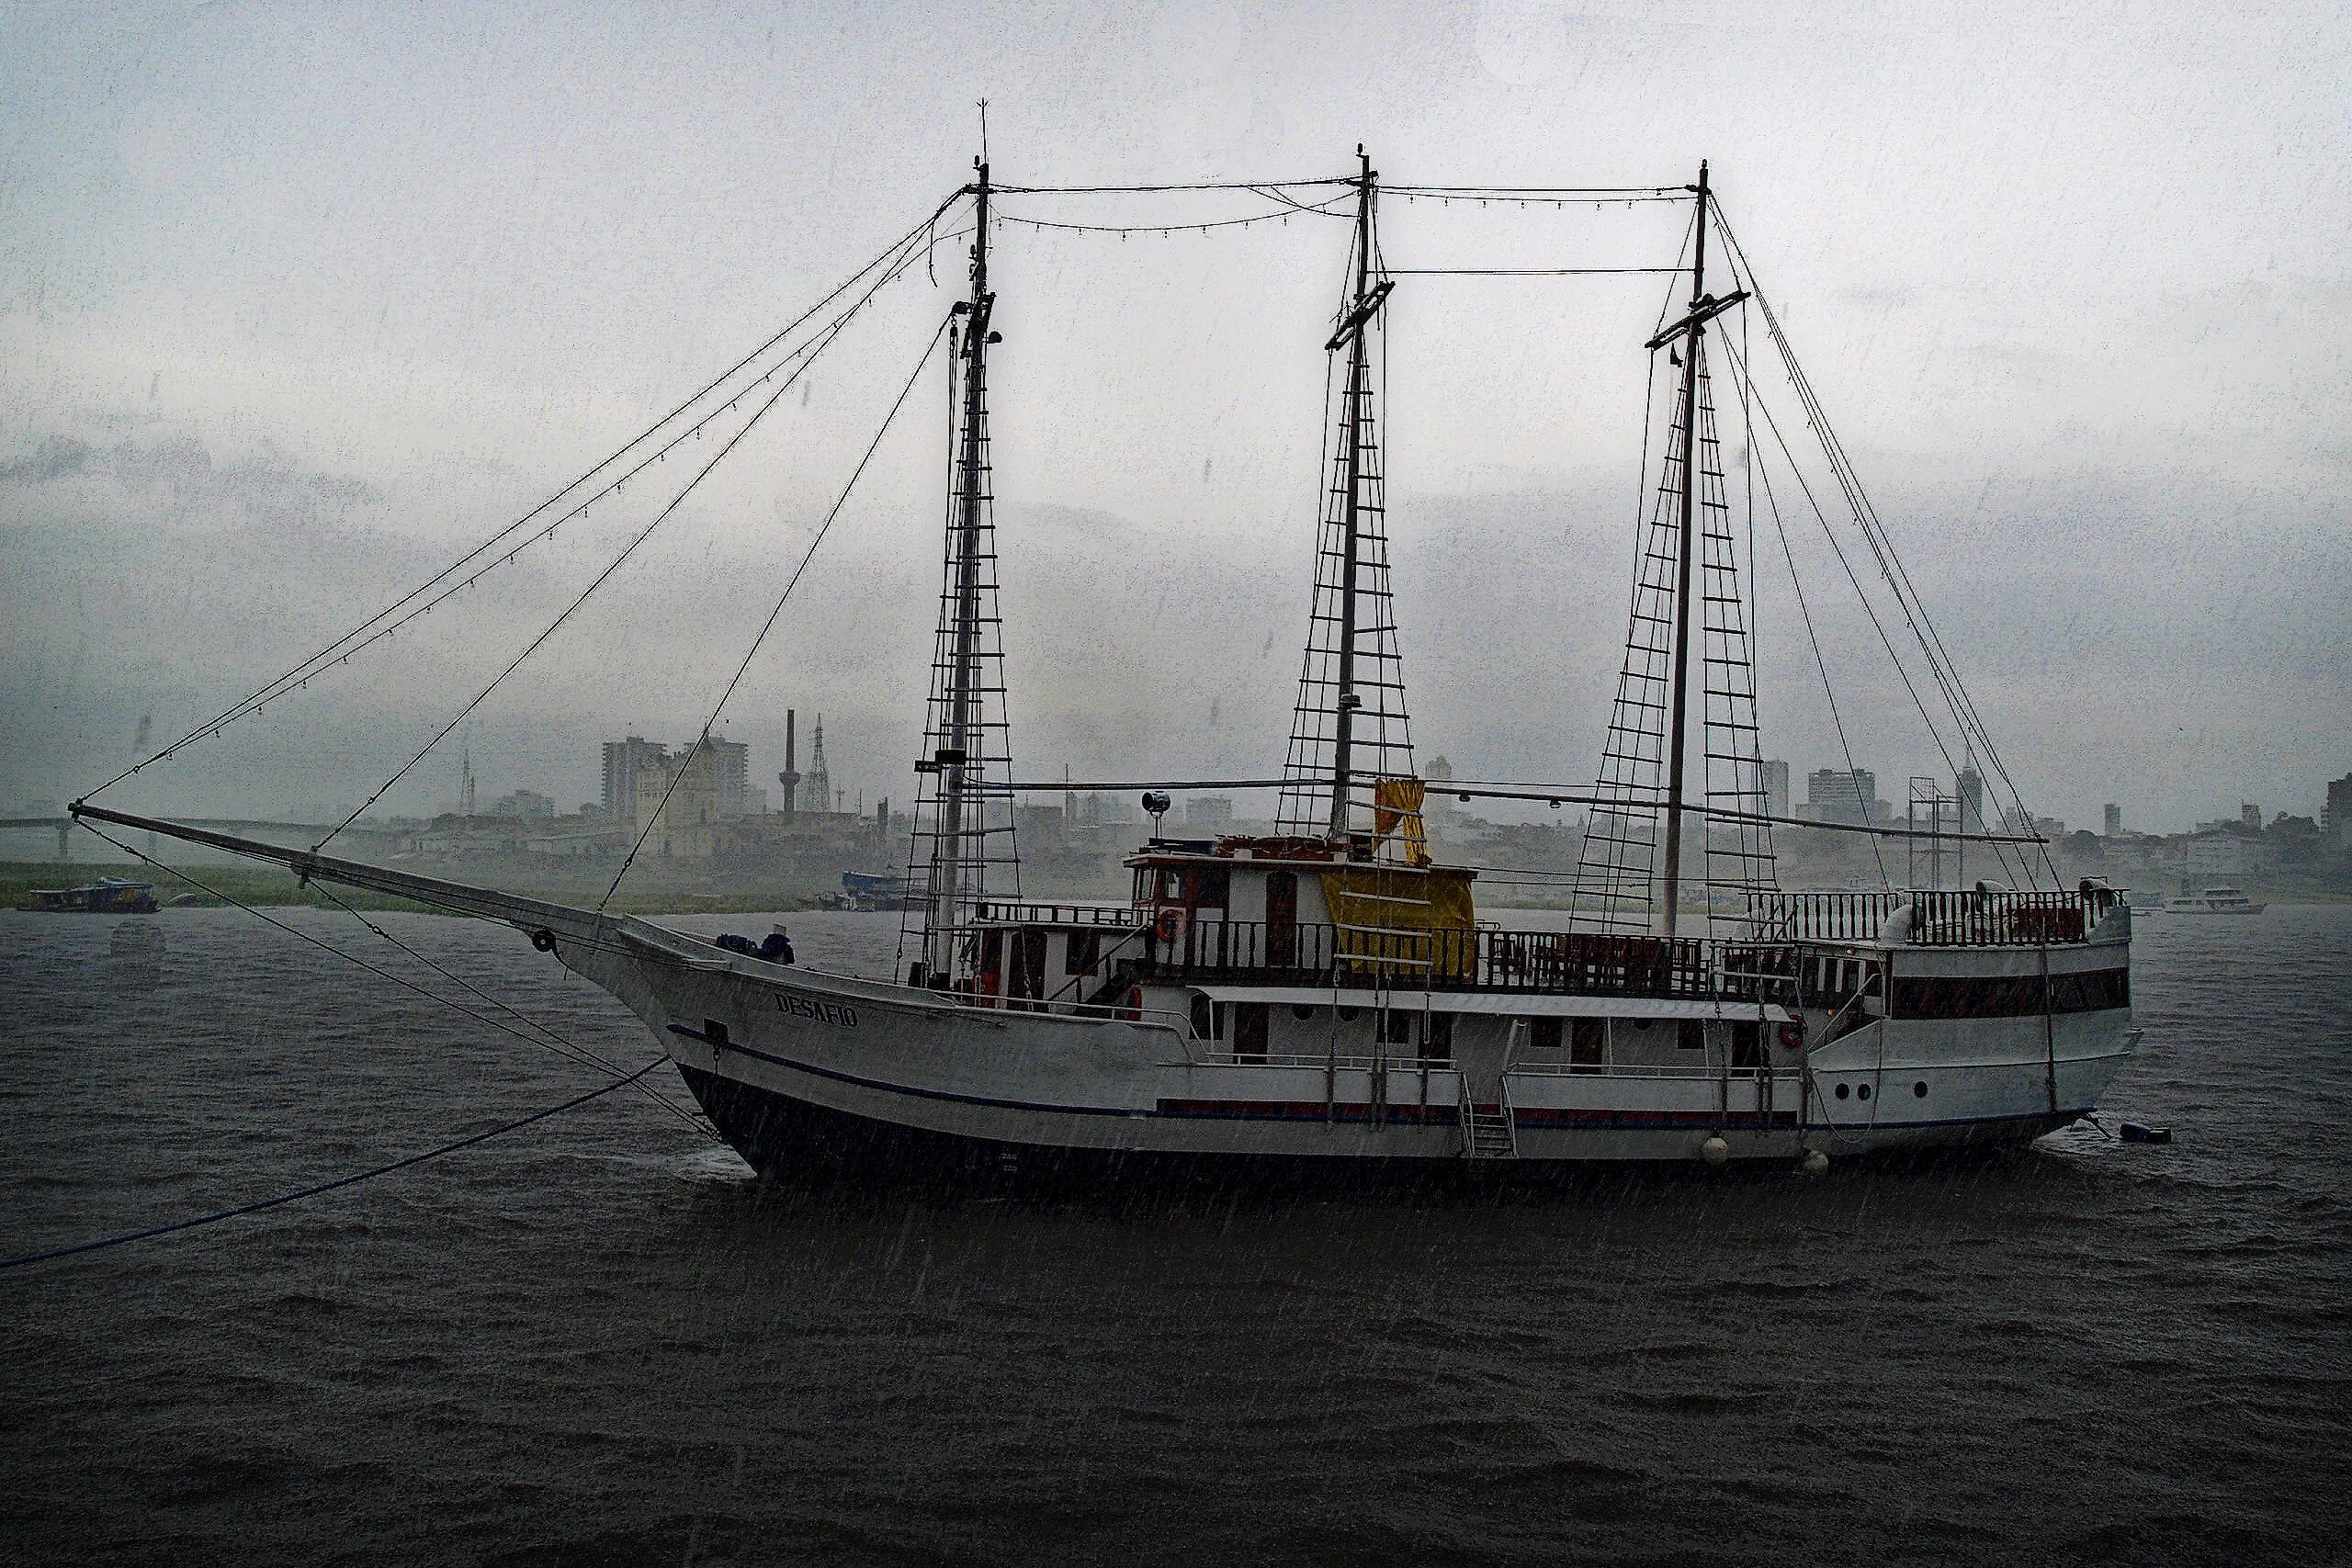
1123 986 1144 1022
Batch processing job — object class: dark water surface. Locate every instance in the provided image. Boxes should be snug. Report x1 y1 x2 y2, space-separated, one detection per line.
4 904 2348 1566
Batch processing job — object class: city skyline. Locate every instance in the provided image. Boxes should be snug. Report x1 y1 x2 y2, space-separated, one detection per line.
4 5 2346 839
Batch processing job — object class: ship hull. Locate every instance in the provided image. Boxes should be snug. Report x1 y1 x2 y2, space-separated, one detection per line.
673 1061 2086 1190
558 916 2139 1186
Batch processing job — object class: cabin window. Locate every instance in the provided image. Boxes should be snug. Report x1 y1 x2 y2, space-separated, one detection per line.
1425 1012 1454 1064
1232 1002 1269 1063
1065 931 1102 976
1676 1019 1705 1051
1569 1019 1605 1072
1729 1020 1764 1069
1190 994 1218 1041
1159 868 1183 901
1383 1011 1415 1048
1194 866 1231 908
1529 1016 1564 1055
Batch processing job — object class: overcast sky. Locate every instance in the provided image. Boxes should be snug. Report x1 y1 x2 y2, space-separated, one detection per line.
4 0 2347 835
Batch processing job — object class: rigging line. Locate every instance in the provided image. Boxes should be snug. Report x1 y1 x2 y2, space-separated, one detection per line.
86 193 971 802
992 177 1355 193
314 236 933 854
0 1059 662 1273
1383 184 1687 198
1383 266 1685 276
1716 333 2023 887
994 205 1346 235
259 223 972 746
71 820 695 1119
311 884 718 1140
1708 287 2042 886
1713 207 2051 882
600 316 953 914
1250 184 1360 217
219 229 957 767
1746 418 1894 889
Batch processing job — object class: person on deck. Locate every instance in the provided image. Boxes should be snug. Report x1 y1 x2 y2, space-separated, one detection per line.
759 925 795 964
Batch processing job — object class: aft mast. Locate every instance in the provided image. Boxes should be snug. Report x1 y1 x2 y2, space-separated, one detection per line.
1656 162 1710 939
1573 162 1772 939
906 154 1020 981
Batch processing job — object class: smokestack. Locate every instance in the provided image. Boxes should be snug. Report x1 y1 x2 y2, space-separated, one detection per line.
776 708 801 818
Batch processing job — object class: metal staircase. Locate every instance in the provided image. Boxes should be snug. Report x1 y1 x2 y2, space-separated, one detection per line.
1458 1077 1519 1159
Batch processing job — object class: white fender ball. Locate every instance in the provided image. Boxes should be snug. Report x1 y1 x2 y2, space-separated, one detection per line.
1800 1147 1829 1177
1700 1135 1730 1166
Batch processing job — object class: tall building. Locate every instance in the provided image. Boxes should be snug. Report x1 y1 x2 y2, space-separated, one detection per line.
1760 759 1791 821
2240 802 2262 830
2103 802 2122 838
1185 796 1235 827
1804 767 1878 826
702 734 752 818
635 748 719 858
1957 764 1985 831
601 738 669 821
2327 773 2352 837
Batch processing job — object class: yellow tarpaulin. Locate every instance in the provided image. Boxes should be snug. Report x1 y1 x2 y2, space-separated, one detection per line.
1371 776 1430 865
1320 863 1476 979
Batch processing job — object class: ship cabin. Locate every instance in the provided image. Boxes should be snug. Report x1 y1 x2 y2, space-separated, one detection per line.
961 832 1811 1081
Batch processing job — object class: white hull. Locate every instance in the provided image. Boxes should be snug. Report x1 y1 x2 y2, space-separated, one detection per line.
558 917 2139 1178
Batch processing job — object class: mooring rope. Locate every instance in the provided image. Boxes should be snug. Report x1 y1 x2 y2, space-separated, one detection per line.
0 1062 662 1273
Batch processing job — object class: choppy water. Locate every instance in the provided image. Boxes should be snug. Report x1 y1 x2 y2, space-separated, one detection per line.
3 903 2348 1566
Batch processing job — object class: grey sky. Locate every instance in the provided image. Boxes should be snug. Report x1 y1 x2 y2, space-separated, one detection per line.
3 0 2347 833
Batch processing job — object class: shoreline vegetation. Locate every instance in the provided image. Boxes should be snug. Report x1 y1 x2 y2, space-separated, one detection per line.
0 861 828 918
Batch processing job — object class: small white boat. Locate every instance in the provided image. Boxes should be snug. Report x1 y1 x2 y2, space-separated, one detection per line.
2160 886 2266 914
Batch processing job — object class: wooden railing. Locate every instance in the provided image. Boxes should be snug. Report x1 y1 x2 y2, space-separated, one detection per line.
1133 919 1797 1002
1747 887 2118 947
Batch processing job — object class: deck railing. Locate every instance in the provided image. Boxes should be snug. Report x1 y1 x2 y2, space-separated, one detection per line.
1747 886 2118 946
1130 919 1803 1003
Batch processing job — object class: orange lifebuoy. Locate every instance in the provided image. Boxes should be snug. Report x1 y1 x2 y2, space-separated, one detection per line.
1778 1020 1805 1049
1154 908 1184 944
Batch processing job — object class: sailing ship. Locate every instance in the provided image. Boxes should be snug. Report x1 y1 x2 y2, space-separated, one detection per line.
74 150 2139 1182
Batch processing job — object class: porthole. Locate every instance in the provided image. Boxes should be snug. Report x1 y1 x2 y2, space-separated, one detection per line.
1857 1083 1873 1102
1835 1082 1850 1100
1914 1081 1928 1099
1291 1004 1316 1021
